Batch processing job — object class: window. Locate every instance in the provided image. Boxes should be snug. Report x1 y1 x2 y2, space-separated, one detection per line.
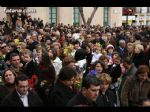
73 7 80 26
103 7 109 26
49 7 57 25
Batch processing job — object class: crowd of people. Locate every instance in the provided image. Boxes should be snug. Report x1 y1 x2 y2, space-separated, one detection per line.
0 12 150 107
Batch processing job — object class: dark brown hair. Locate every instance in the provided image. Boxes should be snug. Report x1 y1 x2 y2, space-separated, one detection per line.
2 68 17 84
136 65 149 76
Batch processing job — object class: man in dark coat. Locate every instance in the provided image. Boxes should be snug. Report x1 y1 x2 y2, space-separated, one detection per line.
1 75 43 107
47 67 77 106
67 76 100 107
26 35 39 52
118 56 137 98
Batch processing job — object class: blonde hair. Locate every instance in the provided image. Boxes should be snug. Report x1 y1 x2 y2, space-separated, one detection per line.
98 73 112 84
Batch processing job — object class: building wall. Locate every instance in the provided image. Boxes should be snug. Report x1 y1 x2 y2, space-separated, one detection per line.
58 7 73 25
27 7 49 24
109 7 122 27
0 7 123 27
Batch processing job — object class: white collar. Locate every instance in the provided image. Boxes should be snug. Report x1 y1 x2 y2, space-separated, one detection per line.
16 89 29 98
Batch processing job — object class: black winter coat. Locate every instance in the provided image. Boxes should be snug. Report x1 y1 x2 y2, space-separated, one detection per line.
1 89 44 107
67 92 98 107
96 90 116 107
48 80 76 106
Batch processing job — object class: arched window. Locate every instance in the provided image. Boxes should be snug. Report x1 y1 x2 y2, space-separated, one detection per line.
49 7 57 25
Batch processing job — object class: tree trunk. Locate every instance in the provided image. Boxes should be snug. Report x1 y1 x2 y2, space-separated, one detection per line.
78 7 86 26
87 7 98 27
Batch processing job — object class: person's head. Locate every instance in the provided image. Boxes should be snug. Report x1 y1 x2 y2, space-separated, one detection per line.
21 49 33 63
31 33 38 41
95 46 101 54
86 34 92 42
136 65 149 82
58 66 77 87
15 74 29 96
125 31 131 37
73 41 80 50
134 44 144 54
113 55 121 65
106 44 114 54
17 42 27 52
62 56 75 69
92 60 105 75
98 73 112 93
10 53 21 68
122 56 133 69
127 42 134 54
0 43 9 54
106 32 112 40
99 55 109 66
2 69 16 85
112 51 119 59
26 35 33 44
119 39 126 48
85 44 92 54
81 76 100 102
48 48 57 60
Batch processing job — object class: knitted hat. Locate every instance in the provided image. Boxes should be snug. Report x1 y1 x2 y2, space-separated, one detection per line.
106 44 114 50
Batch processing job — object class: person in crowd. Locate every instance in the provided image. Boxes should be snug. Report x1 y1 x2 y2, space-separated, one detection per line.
126 42 135 59
48 66 77 106
67 75 100 107
132 44 147 68
48 48 62 76
99 55 109 70
20 49 33 69
0 69 16 104
91 44 102 64
88 60 105 78
62 56 75 69
26 35 39 51
96 73 116 107
106 44 115 61
107 55 122 84
115 39 127 57
118 56 137 103
84 44 93 77
9 53 24 76
1 74 43 107
25 45 56 105
120 65 150 107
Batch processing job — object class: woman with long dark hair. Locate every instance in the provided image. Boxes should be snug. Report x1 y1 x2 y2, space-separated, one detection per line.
25 43 56 105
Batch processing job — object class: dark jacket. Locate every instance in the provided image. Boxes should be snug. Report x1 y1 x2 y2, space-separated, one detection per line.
48 80 76 106
120 76 150 106
25 59 56 105
115 47 128 57
27 41 39 51
118 64 137 97
0 84 15 104
67 92 98 107
107 64 122 84
1 89 44 107
133 52 149 68
96 90 116 107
